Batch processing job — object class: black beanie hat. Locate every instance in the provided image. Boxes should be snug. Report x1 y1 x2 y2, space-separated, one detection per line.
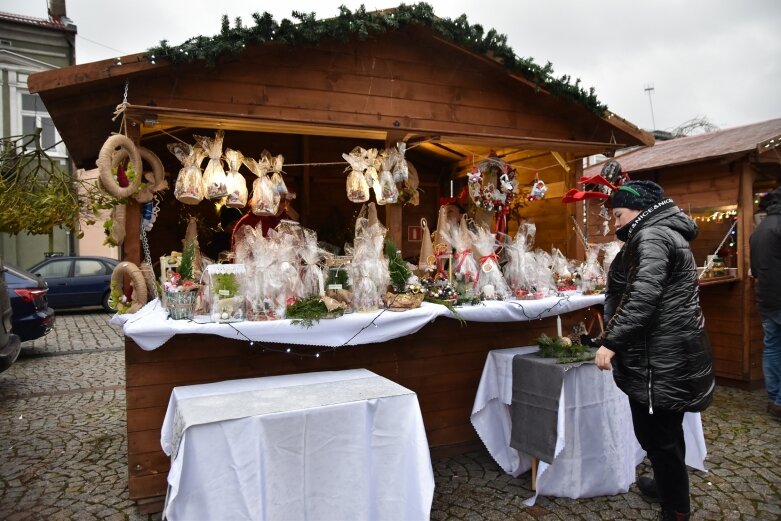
608 180 665 210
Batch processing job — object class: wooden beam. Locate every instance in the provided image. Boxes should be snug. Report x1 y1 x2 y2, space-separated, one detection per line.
123 121 142 265
738 159 754 379
550 151 571 173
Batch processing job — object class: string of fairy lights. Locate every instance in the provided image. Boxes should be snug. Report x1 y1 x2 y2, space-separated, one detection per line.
122 294 596 358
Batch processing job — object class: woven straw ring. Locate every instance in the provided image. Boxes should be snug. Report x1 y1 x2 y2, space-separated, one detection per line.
110 261 148 314
97 134 143 199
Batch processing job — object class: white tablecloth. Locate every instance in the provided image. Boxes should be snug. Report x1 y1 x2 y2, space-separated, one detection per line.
471 346 707 505
112 294 605 350
161 369 434 521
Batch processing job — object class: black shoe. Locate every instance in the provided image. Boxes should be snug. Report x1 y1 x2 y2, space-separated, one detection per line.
659 508 691 521
637 476 661 503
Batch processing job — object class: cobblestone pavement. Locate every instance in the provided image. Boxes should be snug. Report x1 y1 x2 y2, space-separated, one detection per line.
0 310 779 520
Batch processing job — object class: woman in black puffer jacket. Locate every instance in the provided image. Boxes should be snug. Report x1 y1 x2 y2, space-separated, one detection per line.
595 180 714 521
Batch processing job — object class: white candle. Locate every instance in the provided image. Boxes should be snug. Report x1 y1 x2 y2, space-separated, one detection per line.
556 315 563 337
450 179 454 197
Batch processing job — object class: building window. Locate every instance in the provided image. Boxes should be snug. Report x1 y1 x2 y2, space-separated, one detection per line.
20 93 65 157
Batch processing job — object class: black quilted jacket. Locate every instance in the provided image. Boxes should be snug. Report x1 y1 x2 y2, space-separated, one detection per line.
603 199 714 413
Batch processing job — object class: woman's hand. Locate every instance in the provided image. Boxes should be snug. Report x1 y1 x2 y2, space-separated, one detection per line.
595 346 615 371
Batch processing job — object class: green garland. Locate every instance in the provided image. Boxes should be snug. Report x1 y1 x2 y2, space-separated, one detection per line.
146 3 606 114
286 296 344 328
535 333 594 364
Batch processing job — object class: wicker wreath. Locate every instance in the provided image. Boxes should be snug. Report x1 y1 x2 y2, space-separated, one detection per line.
132 147 168 203
110 261 148 314
108 204 126 246
97 134 142 199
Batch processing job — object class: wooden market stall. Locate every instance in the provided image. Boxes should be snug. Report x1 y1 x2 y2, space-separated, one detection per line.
28 6 652 512
583 118 781 389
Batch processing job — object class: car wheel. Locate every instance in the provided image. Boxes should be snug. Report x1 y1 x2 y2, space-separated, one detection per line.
102 290 116 313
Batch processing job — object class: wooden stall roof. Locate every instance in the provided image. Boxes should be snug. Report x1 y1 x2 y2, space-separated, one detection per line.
27 16 652 170
585 118 781 175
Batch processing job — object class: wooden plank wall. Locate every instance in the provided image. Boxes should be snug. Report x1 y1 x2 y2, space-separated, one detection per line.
125 309 598 502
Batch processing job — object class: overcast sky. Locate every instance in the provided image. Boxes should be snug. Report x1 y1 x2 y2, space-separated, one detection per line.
6 0 781 132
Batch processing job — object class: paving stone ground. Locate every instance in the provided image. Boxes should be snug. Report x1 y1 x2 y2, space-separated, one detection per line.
0 309 778 520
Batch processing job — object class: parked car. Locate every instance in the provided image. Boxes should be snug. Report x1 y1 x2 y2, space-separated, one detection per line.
27 256 119 312
0 261 22 373
4 263 55 342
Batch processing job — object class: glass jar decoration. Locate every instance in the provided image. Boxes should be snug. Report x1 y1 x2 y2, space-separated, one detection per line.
206 263 246 323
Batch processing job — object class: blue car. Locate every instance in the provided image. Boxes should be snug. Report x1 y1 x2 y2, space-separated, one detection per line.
28 256 119 312
1 261 22 372
4 263 55 342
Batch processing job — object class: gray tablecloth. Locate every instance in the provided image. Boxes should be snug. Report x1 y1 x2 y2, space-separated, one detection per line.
509 354 593 463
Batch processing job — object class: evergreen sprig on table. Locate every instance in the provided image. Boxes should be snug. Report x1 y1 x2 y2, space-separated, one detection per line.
536 333 594 364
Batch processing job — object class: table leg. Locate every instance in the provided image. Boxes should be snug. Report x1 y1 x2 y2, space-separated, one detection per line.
531 457 538 491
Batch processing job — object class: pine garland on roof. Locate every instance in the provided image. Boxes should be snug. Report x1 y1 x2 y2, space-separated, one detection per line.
146 3 607 115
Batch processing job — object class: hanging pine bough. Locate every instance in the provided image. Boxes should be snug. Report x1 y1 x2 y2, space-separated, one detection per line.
145 3 607 115
0 130 121 236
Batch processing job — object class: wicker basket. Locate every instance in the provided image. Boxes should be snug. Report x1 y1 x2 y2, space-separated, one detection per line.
384 291 425 311
166 289 198 320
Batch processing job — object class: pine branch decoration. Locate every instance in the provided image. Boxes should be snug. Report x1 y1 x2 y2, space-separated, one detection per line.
145 3 606 114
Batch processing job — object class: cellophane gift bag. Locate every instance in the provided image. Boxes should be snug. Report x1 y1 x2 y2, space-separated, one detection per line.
439 215 479 285
194 130 229 200
580 245 606 295
376 150 399 205
245 151 279 216
207 263 246 323
168 143 207 205
299 228 325 297
391 142 409 183
503 222 537 296
468 225 511 300
224 148 247 208
267 228 304 319
551 248 577 291
269 154 288 199
343 147 371 203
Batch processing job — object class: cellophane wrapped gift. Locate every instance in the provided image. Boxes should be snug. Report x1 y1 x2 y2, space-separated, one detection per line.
245 152 279 216
343 147 371 203
391 142 409 183
348 206 389 312
234 224 277 320
503 222 536 296
376 150 399 204
299 228 325 297
194 130 229 200
551 248 577 291
207 263 246 322
602 240 622 274
266 228 304 318
439 215 479 285
224 149 247 208
269 154 288 199
168 143 206 205
580 245 606 295
468 225 511 300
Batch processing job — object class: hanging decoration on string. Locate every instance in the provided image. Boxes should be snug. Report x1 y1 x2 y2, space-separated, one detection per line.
527 174 548 201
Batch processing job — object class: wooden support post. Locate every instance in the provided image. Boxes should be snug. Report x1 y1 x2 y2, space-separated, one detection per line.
123 121 142 264
301 135 311 227
385 131 406 250
738 159 754 379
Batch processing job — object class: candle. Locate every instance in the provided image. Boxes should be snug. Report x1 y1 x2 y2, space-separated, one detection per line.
450 179 454 197
556 315 563 337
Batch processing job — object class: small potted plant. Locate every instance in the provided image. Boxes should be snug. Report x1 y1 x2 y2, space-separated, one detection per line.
164 240 200 320
384 239 424 311
206 264 246 323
